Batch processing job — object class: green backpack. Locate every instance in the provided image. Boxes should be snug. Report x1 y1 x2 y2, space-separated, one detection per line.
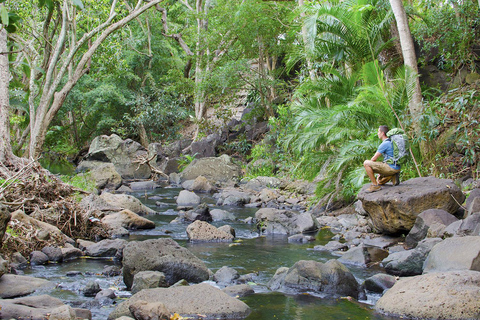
386 128 409 165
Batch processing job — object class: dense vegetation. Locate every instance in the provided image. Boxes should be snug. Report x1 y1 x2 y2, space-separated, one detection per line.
2 0 479 206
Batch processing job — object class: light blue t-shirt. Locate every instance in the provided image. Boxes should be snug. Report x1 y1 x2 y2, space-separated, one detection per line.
377 139 400 170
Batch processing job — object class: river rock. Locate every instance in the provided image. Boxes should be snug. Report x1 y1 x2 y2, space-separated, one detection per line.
186 220 234 242
176 190 201 206
216 189 251 206
210 209 235 221
83 281 101 297
9 252 28 270
337 244 388 266
191 133 223 158
313 240 349 252
84 238 127 258
96 289 116 300
243 176 281 192
423 236 480 273
184 203 212 222
0 295 72 320
41 246 63 263
129 181 158 191
268 259 361 298
182 176 216 193
455 212 480 236
11 210 65 243
0 204 11 248
0 274 54 298
79 194 121 216
382 238 443 276
222 284 255 298
101 209 155 232
61 246 84 260
218 225 236 237
108 283 250 320
255 208 318 235
375 270 480 319
358 177 465 234
30 250 49 265
122 238 211 289
466 188 480 216
128 300 171 320
179 155 242 185
80 134 151 179
405 209 458 248
213 266 239 285
0 256 7 278
131 271 168 294
363 273 396 293
100 192 156 215
90 162 122 190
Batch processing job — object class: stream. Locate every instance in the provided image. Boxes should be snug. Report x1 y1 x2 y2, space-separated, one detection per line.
23 186 396 320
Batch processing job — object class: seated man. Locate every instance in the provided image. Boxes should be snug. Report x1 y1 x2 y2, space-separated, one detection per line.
363 125 400 193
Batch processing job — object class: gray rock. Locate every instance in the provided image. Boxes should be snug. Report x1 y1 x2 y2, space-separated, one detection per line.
0 204 11 248
191 133 222 158
131 271 168 294
9 252 28 270
85 238 127 258
456 212 480 236
217 225 236 238
176 190 201 206
210 209 235 221
186 220 234 242
405 209 458 248
179 155 242 185
0 255 7 278
100 192 156 215
0 295 70 320
243 176 281 192
255 208 318 235
338 244 388 266
42 246 63 262
313 241 348 252
96 289 116 300
130 181 158 191
358 177 465 234
128 300 171 320
268 260 361 299
213 266 239 285
222 284 255 298
83 281 101 297
423 236 480 273
122 238 211 289
61 246 84 261
101 209 155 231
465 188 480 213
382 238 443 276
102 265 122 277
108 283 250 320
30 250 49 265
376 270 480 320
287 234 315 243
188 176 216 193
216 189 251 207
90 162 122 190
363 273 396 293
0 274 54 298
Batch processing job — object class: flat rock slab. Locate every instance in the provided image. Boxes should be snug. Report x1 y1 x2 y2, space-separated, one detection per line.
0 274 54 298
423 236 480 273
376 270 480 319
358 177 465 234
108 283 251 320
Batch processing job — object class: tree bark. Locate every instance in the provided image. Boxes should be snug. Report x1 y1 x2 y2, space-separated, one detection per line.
389 0 423 136
0 27 12 164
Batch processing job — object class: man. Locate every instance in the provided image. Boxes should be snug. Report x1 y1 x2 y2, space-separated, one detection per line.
363 125 400 193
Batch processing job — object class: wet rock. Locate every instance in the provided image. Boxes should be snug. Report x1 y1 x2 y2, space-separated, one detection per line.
131 271 168 294
0 274 54 298
108 283 250 320
423 236 480 273
363 273 396 293
376 270 480 320
122 238 211 290
218 225 236 238
96 289 116 300
287 234 315 243
358 177 465 234
101 209 155 232
382 238 442 276
186 220 234 242
100 192 156 215
61 246 84 261
176 190 201 206
222 284 255 298
102 265 122 277
83 280 101 297
213 266 239 285
85 238 127 258
405 209 458 248
210 209 235 221
255 208 318 235
66 271 82 277
268 260 361 299
42 246 63 262
30 250 49 265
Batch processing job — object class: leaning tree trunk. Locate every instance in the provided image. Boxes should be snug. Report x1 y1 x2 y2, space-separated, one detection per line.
389 0 423 137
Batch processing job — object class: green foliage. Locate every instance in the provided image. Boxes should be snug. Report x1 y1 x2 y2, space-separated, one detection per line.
178 154 197 172
60 172 96 193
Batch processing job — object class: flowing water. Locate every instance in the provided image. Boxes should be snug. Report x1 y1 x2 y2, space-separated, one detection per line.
24 186 396 320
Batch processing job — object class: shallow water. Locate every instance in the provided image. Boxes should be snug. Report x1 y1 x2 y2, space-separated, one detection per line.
23 186 394 319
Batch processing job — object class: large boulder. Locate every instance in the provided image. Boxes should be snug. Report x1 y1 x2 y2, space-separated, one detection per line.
382 238 443 276
176 190 201 206
186 220 234 242
0 204 11 248
0 274 54 298
423 236 480 273
90 162 122 190
100 192 156 215
179 155 242 184
0 295 77 320
267 259 361 299
131 271 168 294
375 270 480 320
216 189 251 207
84 238 127 258
101 209 155 231
107 283 251 320
122 238 211 289
405 209 458 248
80 134 151 179
358 177 465 234
255 208 318 235
190 133 223 158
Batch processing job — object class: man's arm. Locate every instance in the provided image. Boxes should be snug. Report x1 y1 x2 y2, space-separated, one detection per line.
370 151 382 161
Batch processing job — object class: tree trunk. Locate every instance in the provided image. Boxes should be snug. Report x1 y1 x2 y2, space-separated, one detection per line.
0 28 13 164
389 0 423 136
137 122 149 147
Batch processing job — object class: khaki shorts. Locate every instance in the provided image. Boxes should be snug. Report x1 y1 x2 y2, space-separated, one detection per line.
364 160 400 176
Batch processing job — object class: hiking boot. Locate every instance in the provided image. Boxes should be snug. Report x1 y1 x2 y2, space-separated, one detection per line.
377 175 392 185
366 185 381 193
392 172 400 186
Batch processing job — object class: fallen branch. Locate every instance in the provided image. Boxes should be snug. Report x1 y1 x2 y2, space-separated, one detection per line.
134 153 169 179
